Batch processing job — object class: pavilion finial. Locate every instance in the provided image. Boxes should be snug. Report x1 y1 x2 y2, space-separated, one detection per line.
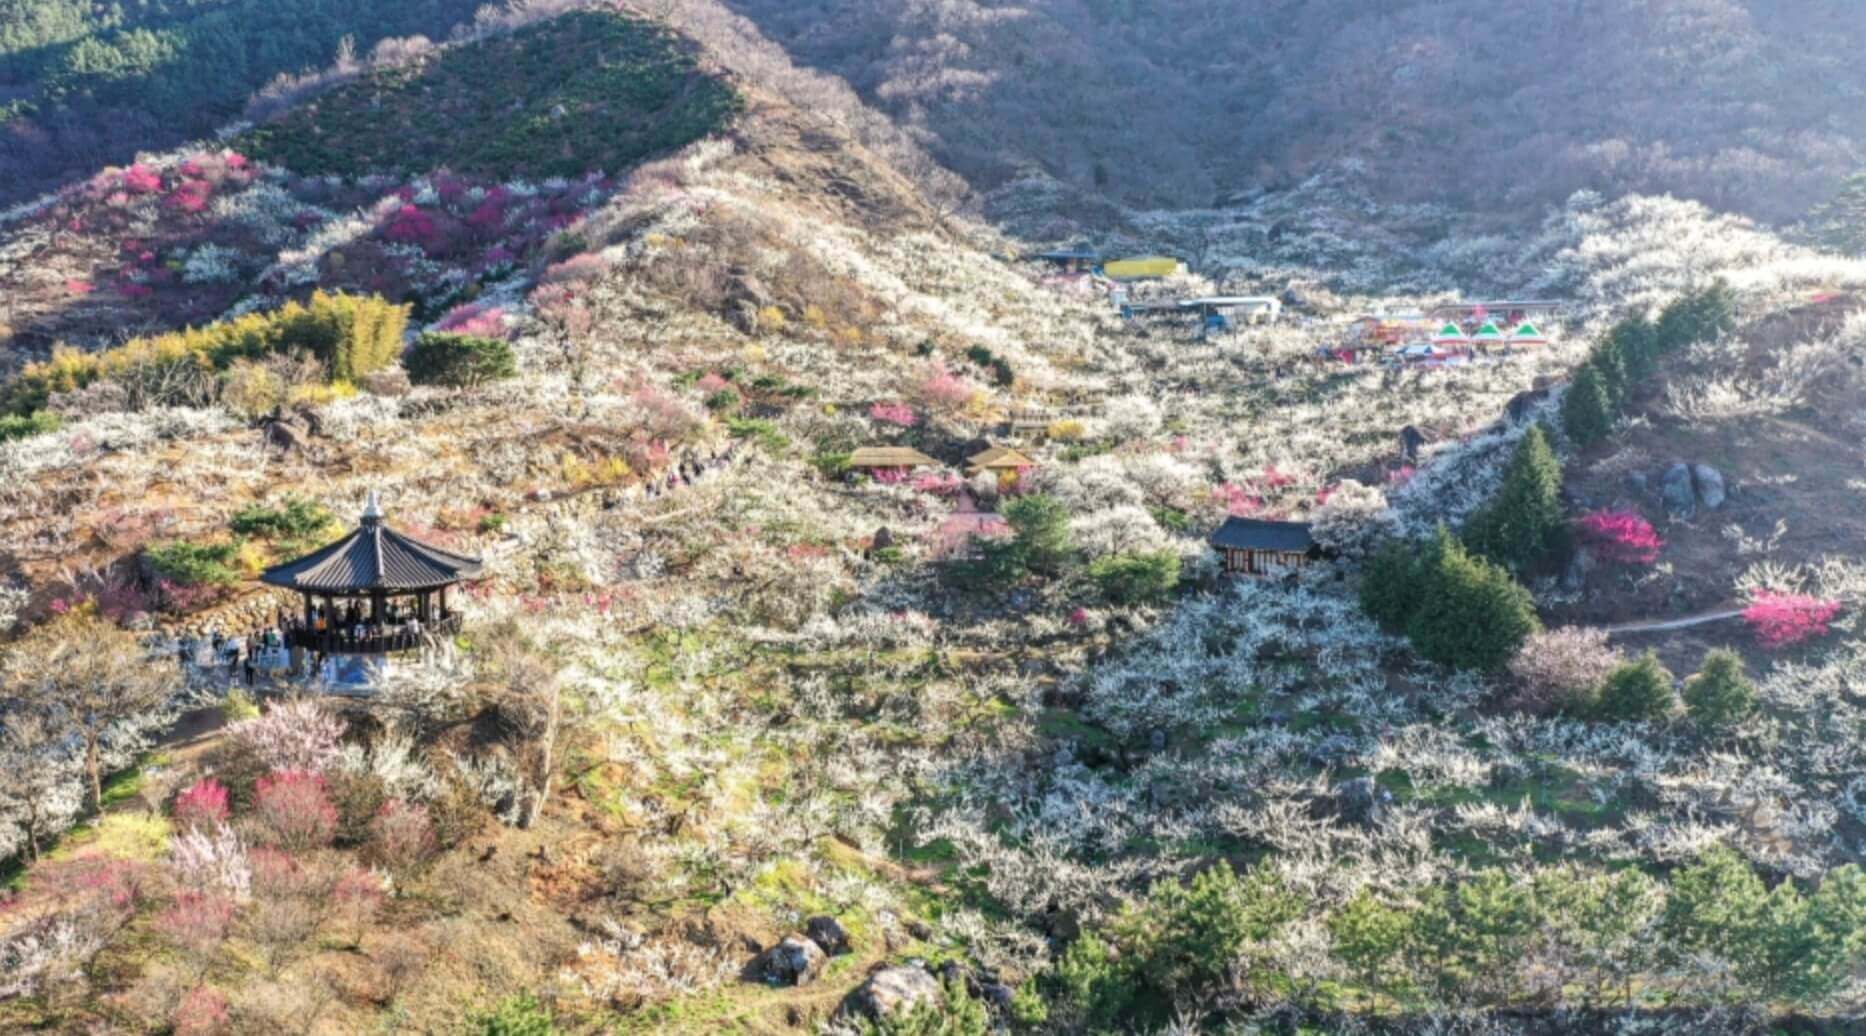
361 489 384 524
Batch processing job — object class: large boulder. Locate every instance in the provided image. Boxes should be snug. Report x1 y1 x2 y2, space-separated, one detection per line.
1693 464 1728 511
1661 463 1697 519
805 915 851 957
756 934 826 987
841 965 943 1022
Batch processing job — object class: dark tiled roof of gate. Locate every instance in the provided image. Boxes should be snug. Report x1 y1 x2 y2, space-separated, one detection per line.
1209 517 1315 553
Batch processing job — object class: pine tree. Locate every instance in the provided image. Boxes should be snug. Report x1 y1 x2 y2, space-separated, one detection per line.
1661 848 1769 978
1592 652 1675 722
1608 314 1659 382
1003 494 1072 575
1359 537 1428 629
1562 363 1615 448
1465 425 1565 572
1682 648 1757 733
1588 340 1628 410
1405 532 1541 671
1328 888 1412 1009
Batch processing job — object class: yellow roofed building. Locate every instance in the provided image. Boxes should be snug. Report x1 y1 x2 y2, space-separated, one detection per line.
1103 256 1185 280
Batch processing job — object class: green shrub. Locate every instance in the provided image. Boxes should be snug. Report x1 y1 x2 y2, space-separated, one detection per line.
0 411 59 442
404 333 516 388
703 389 742 413
1682 648 1757 732
1561 363 1615 448
229 497 334 542
144 541 241 586
812 451 853 479
1405 529 1541 671
1592 652 1675 722
725 417 789 452
470 993 556 1036
1089 551 1180 605
1464 425 1565 572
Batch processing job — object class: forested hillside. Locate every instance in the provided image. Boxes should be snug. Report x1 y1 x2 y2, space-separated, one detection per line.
0 0 484 206
5 1 1866 1033
718 0 1866 223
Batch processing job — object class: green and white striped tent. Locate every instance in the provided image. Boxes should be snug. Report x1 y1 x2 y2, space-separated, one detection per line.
1431 321 1469 344
1510 322 1549 345
1471 321 1506 345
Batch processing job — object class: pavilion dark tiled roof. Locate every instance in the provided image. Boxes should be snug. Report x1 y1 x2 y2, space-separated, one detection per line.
1208 517 1316 553
260 496 482 593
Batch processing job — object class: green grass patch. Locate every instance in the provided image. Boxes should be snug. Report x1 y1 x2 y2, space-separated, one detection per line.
1037 708 1118 750
240 10 741 180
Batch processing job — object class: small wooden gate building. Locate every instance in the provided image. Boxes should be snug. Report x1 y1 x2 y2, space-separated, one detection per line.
1209 517 1320 576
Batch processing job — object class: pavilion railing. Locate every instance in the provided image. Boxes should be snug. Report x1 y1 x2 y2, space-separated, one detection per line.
285 611 464 655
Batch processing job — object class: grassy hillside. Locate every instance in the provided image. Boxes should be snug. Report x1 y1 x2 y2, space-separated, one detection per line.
238 10 740 181
0 0 485 206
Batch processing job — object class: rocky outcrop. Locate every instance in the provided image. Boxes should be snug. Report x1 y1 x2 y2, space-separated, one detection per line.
805 915 850 957
1659 462 1729 519
754 934 826 987
840 965 942 1021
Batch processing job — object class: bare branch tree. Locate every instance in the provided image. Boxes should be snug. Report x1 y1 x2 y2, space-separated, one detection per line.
4 611 183 812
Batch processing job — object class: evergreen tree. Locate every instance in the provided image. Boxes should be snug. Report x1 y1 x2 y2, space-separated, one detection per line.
1588 340 1628 410
1405 532 1541 672
1464 425 1565 572
1608 314 1660 382
1592 652 1675 722
1655 281 1736 353
1561 363 1615 448
1329 888 1413 1008
1661 848 1769 986
1682 648 1758 733
406 333 518 387
1002 494 1072 576
1359 537 1427 629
